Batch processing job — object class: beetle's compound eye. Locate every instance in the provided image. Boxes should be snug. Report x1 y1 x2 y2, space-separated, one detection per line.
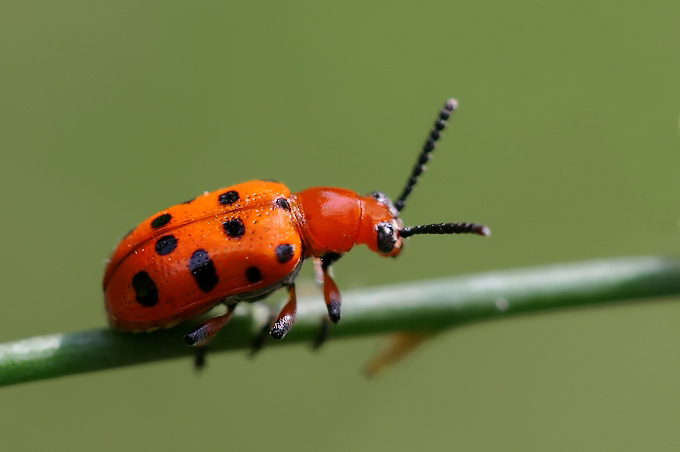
376 222 397 254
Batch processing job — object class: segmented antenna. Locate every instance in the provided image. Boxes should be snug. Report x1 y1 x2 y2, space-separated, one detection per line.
393 99 458 212
399 222 490 238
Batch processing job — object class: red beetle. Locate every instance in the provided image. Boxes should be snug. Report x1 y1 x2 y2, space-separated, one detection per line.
103 99 489 347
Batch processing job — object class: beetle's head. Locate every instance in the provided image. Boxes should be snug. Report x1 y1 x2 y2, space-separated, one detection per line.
357 99 490 257
357 191 404 257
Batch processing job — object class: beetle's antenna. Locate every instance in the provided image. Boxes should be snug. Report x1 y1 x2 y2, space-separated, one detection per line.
399 222 490 238
393 99 458 212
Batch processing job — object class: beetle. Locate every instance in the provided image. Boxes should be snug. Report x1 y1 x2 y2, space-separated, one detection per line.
103 99 489 348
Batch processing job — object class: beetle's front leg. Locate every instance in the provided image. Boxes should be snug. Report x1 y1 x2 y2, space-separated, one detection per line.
314 252 343 323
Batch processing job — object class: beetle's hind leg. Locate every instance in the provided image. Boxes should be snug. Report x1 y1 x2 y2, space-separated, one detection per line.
184 303 237 347
183 303 237 371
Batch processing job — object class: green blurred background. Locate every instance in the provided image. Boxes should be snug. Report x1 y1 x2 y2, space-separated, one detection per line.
1 1 679 450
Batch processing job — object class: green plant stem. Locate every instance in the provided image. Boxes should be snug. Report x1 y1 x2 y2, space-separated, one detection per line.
1 256 679 387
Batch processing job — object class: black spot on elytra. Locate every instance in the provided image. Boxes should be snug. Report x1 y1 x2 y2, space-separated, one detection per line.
218 190 239 205
155 235 177 255
188 249 219 292
275 198 290 210
222 218 245 238
151 213 172 229
131 271 158 307
245 266 262 283
275 244 294 264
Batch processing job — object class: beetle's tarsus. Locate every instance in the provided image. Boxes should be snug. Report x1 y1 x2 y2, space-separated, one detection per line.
269 284 297 340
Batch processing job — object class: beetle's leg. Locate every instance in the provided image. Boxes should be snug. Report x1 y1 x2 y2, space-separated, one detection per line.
313 257 324 285
309 252 344 350
318 252 343 323
249 310 275 357
311 316 332 350
184 304 236 347
270 284 297 339
193 346 208 371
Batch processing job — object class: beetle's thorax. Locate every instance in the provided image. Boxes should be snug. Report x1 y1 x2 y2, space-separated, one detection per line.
289 187 404 258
